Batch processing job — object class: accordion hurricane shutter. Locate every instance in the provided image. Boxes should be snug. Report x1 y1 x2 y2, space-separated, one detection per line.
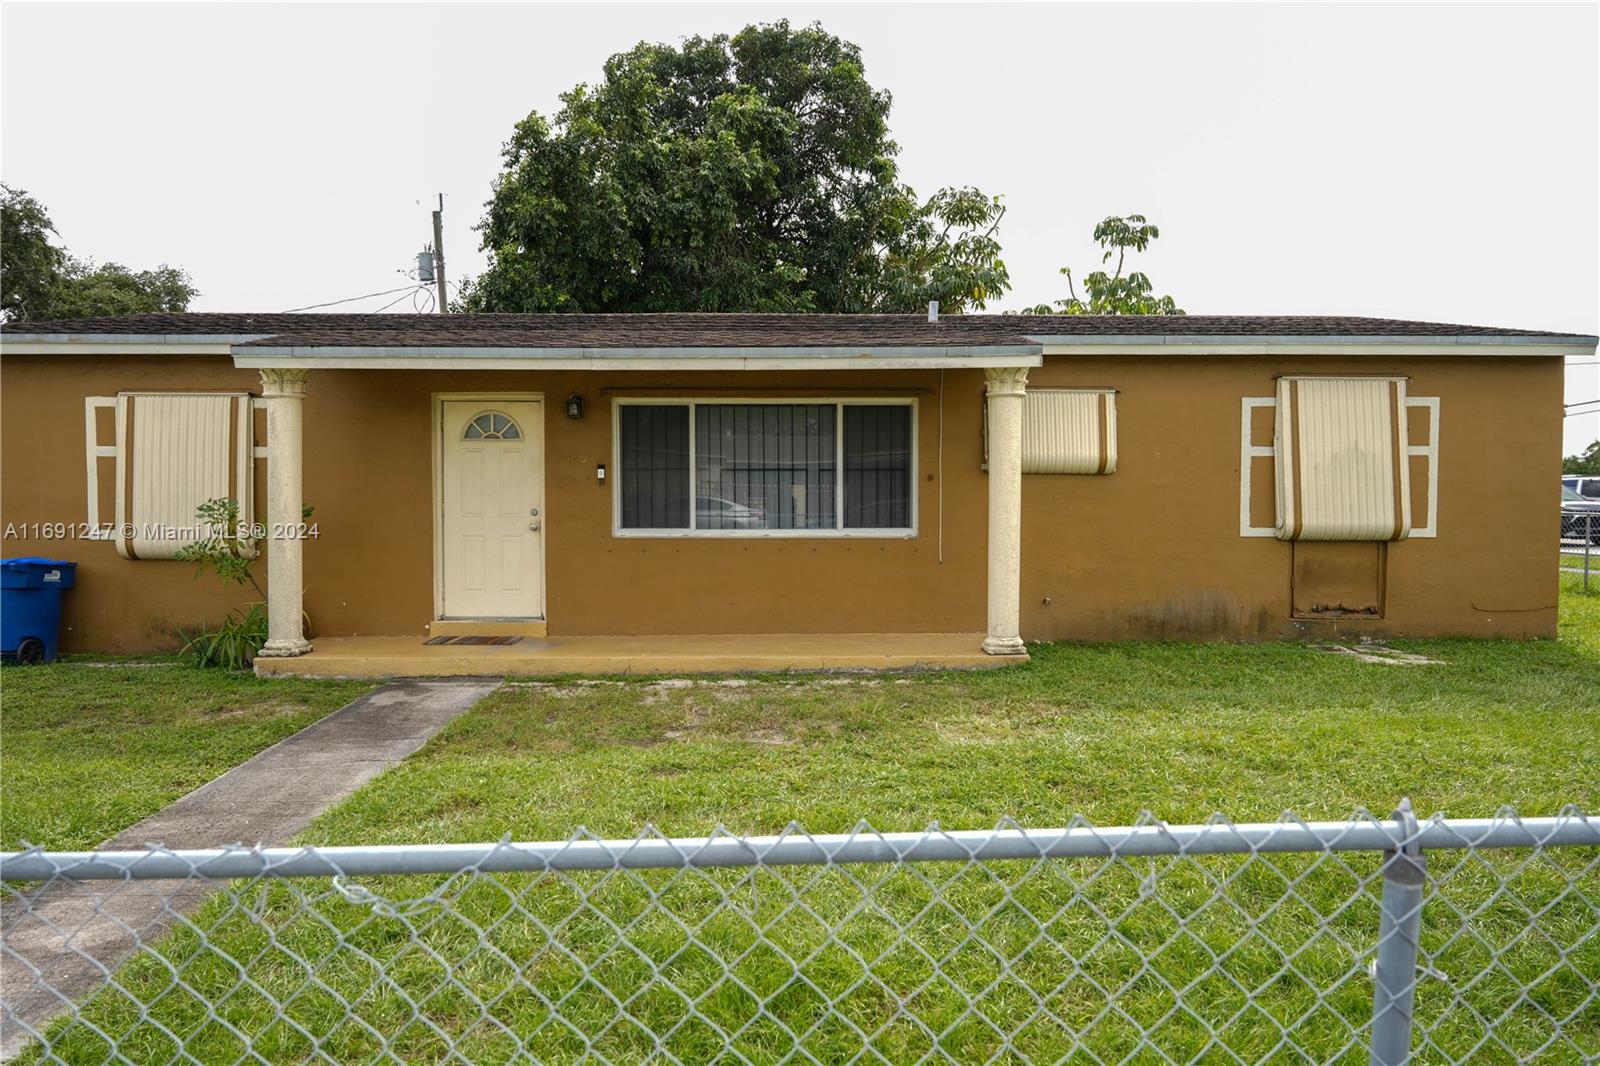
1274 377 1411 542
1021 390 1117 475
115 393 254 560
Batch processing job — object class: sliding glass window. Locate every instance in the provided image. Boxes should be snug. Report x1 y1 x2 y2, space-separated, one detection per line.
615 400 915 535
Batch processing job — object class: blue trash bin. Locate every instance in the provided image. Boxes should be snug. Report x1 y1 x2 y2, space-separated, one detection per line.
1 558 78 664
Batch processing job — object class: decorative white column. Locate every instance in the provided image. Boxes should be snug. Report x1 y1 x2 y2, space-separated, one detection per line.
983 366 1029 656
257 368 312 658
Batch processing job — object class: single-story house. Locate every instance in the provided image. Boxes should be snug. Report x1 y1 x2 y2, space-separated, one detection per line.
2 311 1594 673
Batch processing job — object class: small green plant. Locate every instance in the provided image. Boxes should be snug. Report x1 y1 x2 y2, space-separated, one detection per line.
177 603 268 670
175 498 266 668
174 498 311 669
176 497 266 598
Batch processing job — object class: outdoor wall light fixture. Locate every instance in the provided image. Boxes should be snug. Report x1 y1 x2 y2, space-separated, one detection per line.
565 394 584 419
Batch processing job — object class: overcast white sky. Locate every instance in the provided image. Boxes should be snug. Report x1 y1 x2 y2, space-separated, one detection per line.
3 2 1597 450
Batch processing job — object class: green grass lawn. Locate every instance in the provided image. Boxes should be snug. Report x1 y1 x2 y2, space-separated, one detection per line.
1559 569 1600 656
0 661 370 851
1562 550 1596 577
18 581 1600 1063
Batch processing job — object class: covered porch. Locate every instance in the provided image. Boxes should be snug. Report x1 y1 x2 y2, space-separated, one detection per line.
252 632 1027 678
245 335 1041 671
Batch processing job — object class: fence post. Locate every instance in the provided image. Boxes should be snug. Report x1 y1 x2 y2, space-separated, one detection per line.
1585 514 1592 592
1370 798 1426 1066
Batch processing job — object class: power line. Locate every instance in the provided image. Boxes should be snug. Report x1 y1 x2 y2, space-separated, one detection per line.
280 285 421 313
368 287 427 314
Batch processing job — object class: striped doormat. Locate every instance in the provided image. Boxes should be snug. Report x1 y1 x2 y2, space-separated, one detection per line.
423 635 524 646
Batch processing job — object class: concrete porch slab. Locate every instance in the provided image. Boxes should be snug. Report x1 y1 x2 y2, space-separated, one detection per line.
429 618 548 638
254 633 1026 678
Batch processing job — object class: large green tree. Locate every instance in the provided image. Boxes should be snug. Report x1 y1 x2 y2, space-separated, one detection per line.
1 185 197 321
1 185 65 321
1023 214 1184 315
463 21 1008 314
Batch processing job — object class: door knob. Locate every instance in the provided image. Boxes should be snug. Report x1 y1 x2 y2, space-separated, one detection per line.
529 521 541 531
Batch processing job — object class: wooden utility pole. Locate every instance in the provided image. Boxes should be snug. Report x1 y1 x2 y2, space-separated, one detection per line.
431 194 447 313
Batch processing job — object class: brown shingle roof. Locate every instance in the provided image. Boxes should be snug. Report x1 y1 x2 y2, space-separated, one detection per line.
2 312 1592 347
1006 315 1593 339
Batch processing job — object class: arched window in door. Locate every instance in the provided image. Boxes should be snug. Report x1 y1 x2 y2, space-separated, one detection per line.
463 411 522 440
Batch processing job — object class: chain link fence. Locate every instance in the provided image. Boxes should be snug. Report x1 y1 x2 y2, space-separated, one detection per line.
3 805 1596 1064
1563 511 1597 590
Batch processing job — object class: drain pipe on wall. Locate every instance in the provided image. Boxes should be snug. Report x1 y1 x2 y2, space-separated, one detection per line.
938 368 945 565
930 301 944 565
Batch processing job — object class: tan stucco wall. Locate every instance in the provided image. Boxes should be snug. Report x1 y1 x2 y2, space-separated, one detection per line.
0 352 1562 652
301 367 988 640
2 357 268 650
1020 355 1562 640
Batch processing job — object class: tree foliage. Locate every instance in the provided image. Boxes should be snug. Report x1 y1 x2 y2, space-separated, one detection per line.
462 21 1009 314
1 185 197 321
1 185 65 321
1022 214 1184 316
1565 440 1600 476
48 260 197 319
872 187 1009 313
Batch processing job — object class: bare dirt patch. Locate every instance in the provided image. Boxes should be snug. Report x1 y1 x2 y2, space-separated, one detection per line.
1315 643 1446 666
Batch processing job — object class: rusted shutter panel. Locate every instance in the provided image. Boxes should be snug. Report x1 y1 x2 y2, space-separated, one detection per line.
115 393 254 559
1292 542 1385 617
1274 376 1410 542
1022 389 1117 475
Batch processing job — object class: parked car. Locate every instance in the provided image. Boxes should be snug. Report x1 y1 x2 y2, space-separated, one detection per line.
1562 475 1600 500
696 495 767 530
1561 485 1600 544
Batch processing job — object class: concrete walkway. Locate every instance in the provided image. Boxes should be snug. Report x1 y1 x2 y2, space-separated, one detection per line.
0 678 499 1059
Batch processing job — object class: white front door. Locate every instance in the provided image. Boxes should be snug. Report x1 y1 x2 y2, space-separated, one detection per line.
439 399 544 619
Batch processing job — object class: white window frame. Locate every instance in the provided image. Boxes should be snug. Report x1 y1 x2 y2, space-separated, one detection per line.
83 397 119 538
611 397 918 539
1239 394 1440 539
1406 396 1440 538
1239 397 1279 538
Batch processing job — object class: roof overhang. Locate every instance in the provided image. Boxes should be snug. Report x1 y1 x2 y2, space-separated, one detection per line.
0 335 261 356
5 331 1594 363
229 344 1045 370
1028 334 1598 357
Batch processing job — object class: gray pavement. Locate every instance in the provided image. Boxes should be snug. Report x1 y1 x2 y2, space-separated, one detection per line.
0 677 500 1059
